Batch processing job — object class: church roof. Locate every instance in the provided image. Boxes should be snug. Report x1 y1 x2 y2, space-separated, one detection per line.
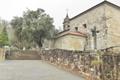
55 31 87 38
70 1 120 21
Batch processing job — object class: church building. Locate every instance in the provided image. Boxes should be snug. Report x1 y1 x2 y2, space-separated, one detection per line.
43 1 120 51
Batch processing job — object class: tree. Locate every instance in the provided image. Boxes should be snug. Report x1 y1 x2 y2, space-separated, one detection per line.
11 8 55 49
0 21 9 47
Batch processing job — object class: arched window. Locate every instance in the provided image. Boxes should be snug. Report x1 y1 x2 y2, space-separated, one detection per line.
67 25 70 30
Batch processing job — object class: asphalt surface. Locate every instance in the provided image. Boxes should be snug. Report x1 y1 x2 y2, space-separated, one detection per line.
0 60 84 80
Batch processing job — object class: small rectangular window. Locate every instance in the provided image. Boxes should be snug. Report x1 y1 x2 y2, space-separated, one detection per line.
83 24 87 28
75 27 78 31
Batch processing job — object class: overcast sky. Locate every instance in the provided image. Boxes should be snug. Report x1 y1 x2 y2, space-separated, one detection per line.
0 0 119 29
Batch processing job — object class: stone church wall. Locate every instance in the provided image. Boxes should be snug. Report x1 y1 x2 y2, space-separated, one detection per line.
106 4 120 50
54 34 85 51
69 4 107 50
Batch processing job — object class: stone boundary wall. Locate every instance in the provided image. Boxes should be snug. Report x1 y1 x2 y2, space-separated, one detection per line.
40 49 120 80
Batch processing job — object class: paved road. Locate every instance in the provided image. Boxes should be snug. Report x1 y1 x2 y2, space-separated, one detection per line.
0 60 84 80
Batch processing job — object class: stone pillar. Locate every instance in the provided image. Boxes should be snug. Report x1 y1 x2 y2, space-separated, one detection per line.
0 48 5 61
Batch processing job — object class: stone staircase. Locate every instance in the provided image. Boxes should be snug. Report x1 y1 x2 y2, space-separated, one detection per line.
6 50 41 60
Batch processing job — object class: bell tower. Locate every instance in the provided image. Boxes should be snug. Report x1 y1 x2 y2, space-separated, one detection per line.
63 13 70 31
